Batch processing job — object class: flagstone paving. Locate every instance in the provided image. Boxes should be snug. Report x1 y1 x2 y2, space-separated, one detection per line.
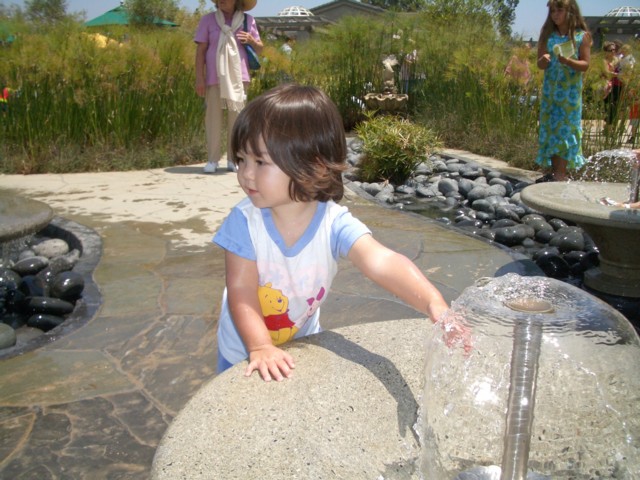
0 154 539 479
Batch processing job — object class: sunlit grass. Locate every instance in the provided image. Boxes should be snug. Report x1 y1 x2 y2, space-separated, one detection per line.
0 13 636 175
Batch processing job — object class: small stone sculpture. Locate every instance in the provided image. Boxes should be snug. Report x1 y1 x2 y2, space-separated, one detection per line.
363 54 408 113
381 54 398 94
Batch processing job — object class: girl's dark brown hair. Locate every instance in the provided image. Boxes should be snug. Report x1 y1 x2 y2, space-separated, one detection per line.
230 84 347 202
539 0 589 49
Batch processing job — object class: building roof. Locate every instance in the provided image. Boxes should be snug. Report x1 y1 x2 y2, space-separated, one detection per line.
310 0 385 17
257 1 384 35
585 6 640 48
84 5 178 27
278 6 314 17
605 6 640 17
255 15 331 33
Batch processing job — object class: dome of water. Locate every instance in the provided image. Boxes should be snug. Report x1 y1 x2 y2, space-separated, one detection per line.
419 273 640 478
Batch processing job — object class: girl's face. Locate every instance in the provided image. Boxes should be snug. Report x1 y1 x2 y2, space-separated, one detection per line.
550 5 568 29
236 137 293 210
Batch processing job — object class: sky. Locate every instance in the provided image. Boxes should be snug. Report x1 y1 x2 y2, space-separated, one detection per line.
5 0 640 40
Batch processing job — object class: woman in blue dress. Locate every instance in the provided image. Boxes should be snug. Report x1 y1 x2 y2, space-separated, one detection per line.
535 0 592 182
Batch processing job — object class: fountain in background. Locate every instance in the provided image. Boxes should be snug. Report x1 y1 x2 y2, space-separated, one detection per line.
153 273 640 478
363 54 409 113
0 191 53 250
0 191 101 358
521 150 640 318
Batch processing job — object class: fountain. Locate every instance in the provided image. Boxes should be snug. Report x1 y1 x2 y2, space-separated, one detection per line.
520 150 640 302
363 54 409 113
0 192 102 357
420 274 640 478
0 191 53 244
152 273 640 479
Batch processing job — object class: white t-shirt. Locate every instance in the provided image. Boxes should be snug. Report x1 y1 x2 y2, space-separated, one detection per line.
213 198 370 365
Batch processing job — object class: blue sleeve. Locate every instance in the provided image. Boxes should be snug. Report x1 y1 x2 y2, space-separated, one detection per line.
213 207 257 261
330 210 371 259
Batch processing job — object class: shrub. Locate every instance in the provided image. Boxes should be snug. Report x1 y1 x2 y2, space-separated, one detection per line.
355 113 441 184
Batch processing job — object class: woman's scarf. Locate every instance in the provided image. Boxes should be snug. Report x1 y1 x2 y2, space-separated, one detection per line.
215 9 245 112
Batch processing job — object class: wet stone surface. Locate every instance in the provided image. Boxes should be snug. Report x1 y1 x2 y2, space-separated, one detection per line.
0 185 531 479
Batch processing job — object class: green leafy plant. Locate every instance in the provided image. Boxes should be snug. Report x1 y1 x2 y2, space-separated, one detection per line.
355 113 441 184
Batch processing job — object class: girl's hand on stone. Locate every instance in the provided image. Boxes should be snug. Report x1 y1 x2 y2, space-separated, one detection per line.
245 345 295 382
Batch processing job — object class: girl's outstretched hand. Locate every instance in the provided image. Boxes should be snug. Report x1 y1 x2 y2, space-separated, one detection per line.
245 344 295 382
436 309 473 355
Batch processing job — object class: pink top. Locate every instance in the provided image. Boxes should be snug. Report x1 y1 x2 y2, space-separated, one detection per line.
194 12 260 86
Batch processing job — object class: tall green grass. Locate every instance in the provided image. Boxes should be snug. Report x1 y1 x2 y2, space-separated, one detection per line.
0 13 636 174
1 22 204 173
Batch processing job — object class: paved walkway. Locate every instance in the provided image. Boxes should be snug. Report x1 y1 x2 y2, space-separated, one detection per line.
0 153 539 479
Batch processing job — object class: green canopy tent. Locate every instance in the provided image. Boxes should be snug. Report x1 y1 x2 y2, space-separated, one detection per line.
84 5 178 27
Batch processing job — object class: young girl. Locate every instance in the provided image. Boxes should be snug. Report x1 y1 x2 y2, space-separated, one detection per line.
535 0 591 183
213 84 470 382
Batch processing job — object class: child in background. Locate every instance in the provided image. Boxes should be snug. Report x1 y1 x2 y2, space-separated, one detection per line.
213 84 471 382
535 0 592 183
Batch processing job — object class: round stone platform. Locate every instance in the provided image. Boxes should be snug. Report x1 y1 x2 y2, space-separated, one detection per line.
151 318 429 480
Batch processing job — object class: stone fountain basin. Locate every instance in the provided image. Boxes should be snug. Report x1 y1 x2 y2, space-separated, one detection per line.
520 182 640 228
521 182 640 298
0 191 54 242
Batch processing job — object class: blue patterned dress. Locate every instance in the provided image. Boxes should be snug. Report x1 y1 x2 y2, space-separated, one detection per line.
536 30 587 169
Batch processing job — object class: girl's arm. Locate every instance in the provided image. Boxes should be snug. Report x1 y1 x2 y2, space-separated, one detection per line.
225 251 295 381
347 234 449 323
559 32 591 72
348 234 472 352
537 37 551 70
195 42 207 97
